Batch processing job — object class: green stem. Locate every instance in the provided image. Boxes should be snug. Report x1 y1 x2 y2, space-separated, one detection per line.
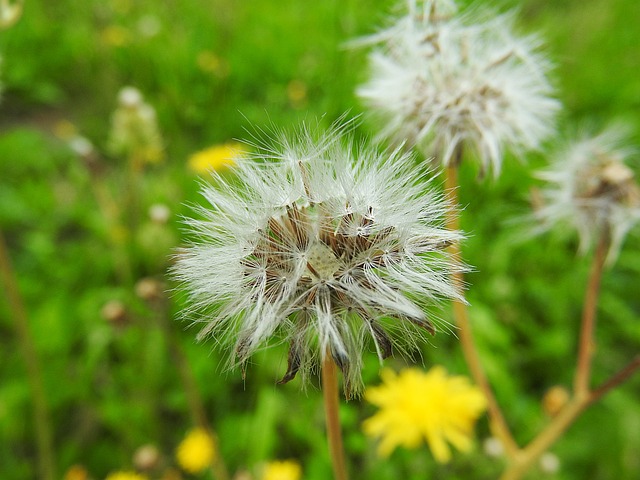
0 231 55 480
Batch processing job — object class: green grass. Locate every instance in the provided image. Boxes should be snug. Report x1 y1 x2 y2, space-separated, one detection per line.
1 0 639 479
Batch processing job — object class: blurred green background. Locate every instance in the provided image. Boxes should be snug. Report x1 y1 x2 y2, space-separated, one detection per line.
1 0 639 479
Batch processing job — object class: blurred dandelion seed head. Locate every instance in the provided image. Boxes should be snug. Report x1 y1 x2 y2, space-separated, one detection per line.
0 0 24 29
175 428 216 474
363 366 487 462
173 121 465 395
108 86 164 164
356 0 559 177
260 460 302 480
535 126 640 264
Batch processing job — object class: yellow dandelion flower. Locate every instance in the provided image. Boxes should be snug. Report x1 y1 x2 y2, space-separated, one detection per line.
261 460 302 480
176 428 216 474
363 366 487 463
104 471 148 480
188 142 246 174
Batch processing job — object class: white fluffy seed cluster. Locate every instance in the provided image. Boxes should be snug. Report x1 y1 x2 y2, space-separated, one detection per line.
173 123 464 395
356 0 560 177
535 127 640 264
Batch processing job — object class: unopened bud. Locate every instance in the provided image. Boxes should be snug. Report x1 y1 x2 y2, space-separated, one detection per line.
542 386 570 417
539 452 560 474
482 436 504 458
149 204 171 224
101 299 127 327
135 277 165 302
134 444 161 471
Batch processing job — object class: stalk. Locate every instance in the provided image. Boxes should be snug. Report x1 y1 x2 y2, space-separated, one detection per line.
574 234 608 396
444 166 520 457
499 233 638 480
0 231 55 480
321 355 349 480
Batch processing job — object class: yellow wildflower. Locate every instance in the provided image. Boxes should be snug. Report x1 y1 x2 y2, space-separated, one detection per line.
104 471 147 480
363 366 486 463
261 460 302 480
188 142 246 174
175 428 216 474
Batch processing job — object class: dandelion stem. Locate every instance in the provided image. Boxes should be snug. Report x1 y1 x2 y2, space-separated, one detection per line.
0 231 55 480
590 355 640 403
321 354 349 480
499 236 639 480
444 165 520 458
574 233 608 396
500 356 640 480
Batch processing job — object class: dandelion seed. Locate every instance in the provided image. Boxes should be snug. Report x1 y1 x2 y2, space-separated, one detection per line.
260 460 302 480
175 428 216 474
355 0 559 177
535 126 640 264
188 142 246 174
363 366 486 462
173 121 464 395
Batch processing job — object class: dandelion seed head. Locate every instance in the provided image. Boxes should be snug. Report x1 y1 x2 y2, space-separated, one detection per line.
535 126 640 264
356 0 559 177
173 121 465 395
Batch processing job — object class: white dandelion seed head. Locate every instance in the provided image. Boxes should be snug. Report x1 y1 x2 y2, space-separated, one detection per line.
535 126 640 264
355 0 560 178
172 120 465 395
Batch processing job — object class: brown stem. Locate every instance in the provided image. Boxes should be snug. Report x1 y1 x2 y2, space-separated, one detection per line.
444 166 520 458
500 357 640 480
0 231 55 480
590 355 640 404
500 236 636 480
321 355 349 480
574 234 608 396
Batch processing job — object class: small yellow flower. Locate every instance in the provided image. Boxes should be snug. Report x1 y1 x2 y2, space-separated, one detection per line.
261 460 302 480
363 366 487 463
104 471 147 480
176 428 216 474
188 142 246 174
